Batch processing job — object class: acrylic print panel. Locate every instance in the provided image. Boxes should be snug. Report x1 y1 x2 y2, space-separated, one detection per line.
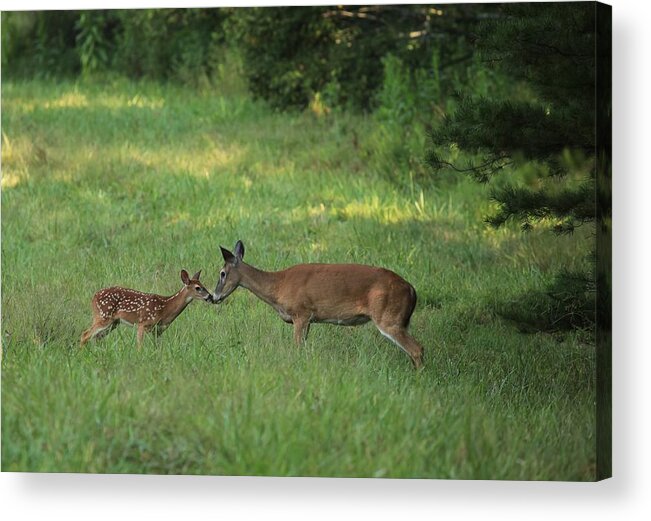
0 2 611 480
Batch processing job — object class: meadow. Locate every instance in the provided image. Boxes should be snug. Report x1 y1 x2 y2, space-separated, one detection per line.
1 77 596 479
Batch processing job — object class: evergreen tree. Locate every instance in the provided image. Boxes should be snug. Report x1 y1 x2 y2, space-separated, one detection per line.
427 2 608 332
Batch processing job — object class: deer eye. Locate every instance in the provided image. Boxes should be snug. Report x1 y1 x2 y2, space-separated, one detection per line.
220 271 226 279
195 286 202 291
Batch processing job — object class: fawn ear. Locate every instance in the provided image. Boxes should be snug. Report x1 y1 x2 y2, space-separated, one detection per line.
192 270 202 281
220 246 236 264
181 270 190 285
234 240 245 261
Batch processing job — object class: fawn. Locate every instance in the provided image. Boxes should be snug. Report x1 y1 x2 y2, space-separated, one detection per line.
212 241 424 368
80 270 212 347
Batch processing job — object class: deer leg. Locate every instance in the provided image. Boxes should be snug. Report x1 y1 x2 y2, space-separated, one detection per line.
374 323 424 369
370 287 423 368
293 316 310 346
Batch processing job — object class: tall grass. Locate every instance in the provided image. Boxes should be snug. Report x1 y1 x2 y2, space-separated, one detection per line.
1 77 596 479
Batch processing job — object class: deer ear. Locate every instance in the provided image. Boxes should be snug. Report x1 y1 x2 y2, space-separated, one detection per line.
192 270 201 281
181 270 190 285
220 246 236 264
234 240 245 261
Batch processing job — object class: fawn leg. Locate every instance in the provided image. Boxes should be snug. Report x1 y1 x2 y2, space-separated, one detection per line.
136 323 146 348
94 321 118 340
80 320 114 347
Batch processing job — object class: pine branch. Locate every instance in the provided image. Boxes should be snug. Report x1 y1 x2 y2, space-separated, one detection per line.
426 150 512 181
486 183 595 230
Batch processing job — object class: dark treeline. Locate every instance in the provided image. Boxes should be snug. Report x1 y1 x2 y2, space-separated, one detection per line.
2 4 606 336
2 9 229 85
1 5 498 110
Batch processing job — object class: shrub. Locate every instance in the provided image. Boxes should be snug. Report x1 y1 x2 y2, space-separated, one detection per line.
1 9 228 86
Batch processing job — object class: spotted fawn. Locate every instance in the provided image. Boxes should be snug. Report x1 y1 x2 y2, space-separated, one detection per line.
80 270 212 347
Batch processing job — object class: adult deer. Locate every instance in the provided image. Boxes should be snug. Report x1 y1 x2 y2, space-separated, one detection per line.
80 270 212 347
212 241 424 368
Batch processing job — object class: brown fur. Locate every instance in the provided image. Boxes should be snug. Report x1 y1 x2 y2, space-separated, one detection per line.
214 242 424 368
80 270 211 347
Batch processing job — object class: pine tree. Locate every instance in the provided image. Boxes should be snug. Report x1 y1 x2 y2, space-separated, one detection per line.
427 2 609 332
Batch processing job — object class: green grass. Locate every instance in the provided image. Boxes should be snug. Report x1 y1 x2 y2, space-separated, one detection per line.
1 77 596 479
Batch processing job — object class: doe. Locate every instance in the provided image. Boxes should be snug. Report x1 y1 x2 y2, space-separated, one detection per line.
80 270 212 347
212 241 424 368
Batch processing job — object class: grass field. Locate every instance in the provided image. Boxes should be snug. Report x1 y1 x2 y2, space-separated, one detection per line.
1 78 596 479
